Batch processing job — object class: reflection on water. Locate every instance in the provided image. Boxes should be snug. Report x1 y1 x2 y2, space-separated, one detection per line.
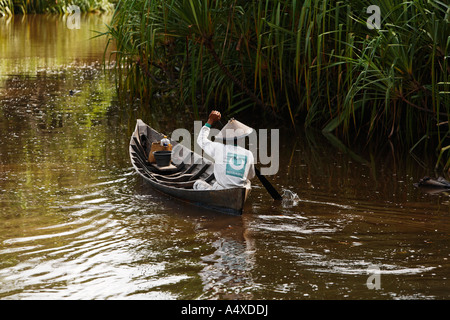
1 14 450 300
0 14 113 76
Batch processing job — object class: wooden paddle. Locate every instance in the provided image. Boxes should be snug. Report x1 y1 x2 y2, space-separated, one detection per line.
255 167 282 200
216 118 282 200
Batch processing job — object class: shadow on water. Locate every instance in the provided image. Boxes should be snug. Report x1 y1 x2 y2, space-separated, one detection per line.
0 14 449 300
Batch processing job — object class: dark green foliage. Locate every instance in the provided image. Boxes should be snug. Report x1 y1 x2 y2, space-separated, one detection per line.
102 0 449 169
0 0 114 15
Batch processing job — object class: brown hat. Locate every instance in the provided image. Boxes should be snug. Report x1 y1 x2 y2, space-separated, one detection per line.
214 118 254 141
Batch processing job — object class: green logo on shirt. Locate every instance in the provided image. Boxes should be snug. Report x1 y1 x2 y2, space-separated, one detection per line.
226 153 247 178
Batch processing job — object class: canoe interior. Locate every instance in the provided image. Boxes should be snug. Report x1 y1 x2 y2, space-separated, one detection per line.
129 119 249 215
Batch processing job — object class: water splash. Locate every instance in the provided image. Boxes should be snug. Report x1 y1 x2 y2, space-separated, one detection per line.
280 189 355 210
281 189 300 208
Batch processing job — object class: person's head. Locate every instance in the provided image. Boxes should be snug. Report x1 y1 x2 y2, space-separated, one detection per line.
214 119 253 147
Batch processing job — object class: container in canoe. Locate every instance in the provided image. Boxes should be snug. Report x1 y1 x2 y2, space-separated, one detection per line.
129 119 250 215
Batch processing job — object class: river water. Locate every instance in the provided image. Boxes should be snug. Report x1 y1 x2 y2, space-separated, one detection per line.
0 14 449 300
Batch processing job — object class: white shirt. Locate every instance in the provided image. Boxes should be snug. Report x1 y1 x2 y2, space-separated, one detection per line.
197 125 255 189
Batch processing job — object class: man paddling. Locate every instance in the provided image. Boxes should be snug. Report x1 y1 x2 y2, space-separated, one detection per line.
194 110 256 190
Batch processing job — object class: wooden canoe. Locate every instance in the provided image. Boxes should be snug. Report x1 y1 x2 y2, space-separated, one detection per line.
129 119 250 215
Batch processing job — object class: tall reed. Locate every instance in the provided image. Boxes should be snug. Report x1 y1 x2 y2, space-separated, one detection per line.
103 0 449 170
0 0 114 15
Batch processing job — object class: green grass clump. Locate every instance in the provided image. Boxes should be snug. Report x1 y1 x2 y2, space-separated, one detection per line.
0 0 115 15
103 1 448 169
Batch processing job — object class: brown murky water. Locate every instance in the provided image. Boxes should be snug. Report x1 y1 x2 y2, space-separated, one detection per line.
0 14 449 300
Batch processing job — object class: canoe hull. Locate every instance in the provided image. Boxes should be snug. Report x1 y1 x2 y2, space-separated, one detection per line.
139 173 249 215
129 119 249 215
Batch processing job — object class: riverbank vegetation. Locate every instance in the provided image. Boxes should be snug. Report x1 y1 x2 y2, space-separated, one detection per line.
103 1 448 171
0 0 114 15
